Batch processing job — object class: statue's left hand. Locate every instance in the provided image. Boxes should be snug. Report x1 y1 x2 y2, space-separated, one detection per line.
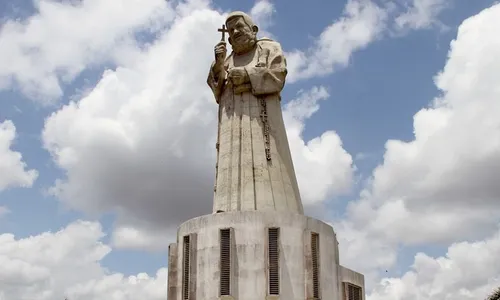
228 67 249 86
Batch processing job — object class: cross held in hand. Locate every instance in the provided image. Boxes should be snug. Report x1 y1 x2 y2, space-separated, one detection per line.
218 24 229 41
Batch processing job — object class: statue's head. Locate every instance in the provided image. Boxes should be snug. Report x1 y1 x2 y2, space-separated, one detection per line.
225 11 259 55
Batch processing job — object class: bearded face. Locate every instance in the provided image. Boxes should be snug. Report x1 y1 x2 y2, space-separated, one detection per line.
226 16 258 55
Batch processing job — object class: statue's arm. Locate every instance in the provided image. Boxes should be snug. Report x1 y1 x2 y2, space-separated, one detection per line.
207 61 224 103
245 41 287 96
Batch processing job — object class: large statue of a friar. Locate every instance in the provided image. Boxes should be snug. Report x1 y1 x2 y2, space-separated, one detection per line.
207 11 304 214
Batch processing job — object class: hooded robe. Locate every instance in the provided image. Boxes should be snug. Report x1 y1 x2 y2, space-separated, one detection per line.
207 37 304 214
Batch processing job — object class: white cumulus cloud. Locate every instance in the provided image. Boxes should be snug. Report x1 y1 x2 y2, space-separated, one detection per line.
0 0 173 103
285 0 453 82
111 225 176 252
284 86 355 207
0 220 167 300
333 3 500 292
287 0 388 82
250 0 275 37
369 229 500 300
350 1 500 245
0 120 38 192
43 3 223 241
395 0 449 30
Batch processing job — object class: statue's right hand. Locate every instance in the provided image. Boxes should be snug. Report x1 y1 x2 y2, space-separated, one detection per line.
214 41 227 64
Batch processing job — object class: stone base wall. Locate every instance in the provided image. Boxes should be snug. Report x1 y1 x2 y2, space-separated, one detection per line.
168 211 344 300
339 265 365 300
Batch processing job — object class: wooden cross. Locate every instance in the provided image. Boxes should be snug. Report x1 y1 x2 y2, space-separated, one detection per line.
217 24 229 42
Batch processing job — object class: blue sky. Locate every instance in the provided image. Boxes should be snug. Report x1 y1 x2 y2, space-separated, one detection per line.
1 0 500 299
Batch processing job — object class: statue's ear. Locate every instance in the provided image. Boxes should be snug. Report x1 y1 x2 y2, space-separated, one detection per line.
252 25 259 34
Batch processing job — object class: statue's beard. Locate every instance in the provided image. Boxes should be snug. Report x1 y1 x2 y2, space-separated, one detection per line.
231 34 257 55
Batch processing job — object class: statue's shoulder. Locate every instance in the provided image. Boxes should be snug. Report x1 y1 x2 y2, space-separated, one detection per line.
257 37 281 47
257 38 283 53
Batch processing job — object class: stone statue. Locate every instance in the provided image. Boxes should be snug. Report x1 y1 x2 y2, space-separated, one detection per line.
168 15 366 297
207 11 304 214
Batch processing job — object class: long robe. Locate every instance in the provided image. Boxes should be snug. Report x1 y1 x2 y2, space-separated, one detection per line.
207 38 304 214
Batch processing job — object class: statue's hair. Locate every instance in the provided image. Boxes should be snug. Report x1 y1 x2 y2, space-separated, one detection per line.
225 11 258 30
487 287 500 300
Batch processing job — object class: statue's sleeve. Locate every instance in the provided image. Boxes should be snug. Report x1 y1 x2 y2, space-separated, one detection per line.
245 41 287 96
207 61 224 103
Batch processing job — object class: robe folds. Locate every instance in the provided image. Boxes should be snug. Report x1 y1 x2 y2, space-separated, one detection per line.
207 38 304 214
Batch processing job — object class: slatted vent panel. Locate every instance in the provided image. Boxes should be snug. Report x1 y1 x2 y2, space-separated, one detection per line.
311 232 320 299
347 283 362 300
220 229 231 296
182 235 190 300
268 227 280 295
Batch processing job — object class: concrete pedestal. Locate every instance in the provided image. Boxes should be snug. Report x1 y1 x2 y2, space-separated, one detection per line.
167 211 362 300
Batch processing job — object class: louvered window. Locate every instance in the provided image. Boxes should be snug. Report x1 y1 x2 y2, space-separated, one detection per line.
182 235 190 300
345 283 362 300
268 227 280 295
220 228 231 296
311 232 320 299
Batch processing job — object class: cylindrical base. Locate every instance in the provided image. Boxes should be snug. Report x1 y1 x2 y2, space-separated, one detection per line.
168 211 342 300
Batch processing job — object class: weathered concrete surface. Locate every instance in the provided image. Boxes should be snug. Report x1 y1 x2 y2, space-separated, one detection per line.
167 243 178 300
171 211 340 300
339 265 365 300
